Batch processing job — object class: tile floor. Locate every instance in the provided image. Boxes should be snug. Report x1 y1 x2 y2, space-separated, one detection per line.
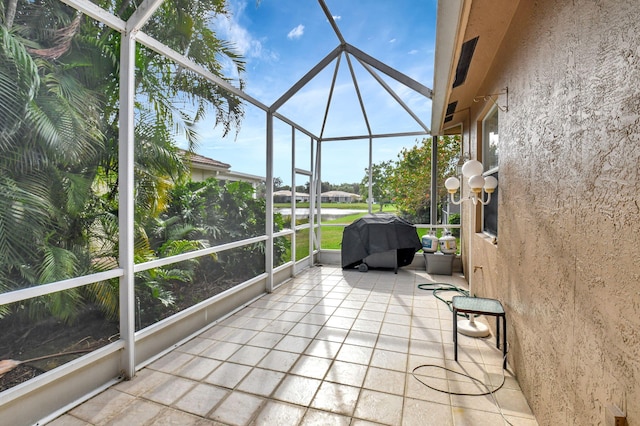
50 265 538 426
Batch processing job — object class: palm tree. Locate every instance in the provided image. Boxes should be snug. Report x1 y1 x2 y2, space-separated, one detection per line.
0 0 246 322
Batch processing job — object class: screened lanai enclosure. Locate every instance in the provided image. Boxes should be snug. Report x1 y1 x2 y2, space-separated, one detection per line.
0 1 457 423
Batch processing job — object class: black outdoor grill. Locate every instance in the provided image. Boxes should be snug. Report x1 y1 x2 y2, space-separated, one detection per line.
341 214 422 273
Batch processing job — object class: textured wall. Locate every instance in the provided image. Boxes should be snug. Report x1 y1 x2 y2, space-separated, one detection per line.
464 0 640 425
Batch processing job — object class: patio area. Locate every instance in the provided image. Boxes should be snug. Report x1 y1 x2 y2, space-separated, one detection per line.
50 265 537 426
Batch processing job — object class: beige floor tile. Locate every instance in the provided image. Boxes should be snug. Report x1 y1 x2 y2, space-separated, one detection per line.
177 337 215 355
370 348 408 372
452 407 512 426
200 341 243 361
325 360 368 387
199 325 234 340
351 318 383 334
287 302 317 313
69 388 136 424
290 354 333 379
208 391 264 426
451 392 501 414
173 383 229 417
300 313 330 326
386 304 412 316
277 310 307 323
336 343 374 365
344 330 378 347
238 317 271 331
363 367 406 395
409 339 444 358
204 362 252 388
503 415 540 425
348 293 369 301
484 365 521 390
367 294 391 304
176 356 222 381
150 408 203 426
362 302 388 312
288 322 322 338
220 328 259 345
376 334 409 353
310 381 360 416
247 331 284 349
237 367 285 397
353 389 403 425
314 326 348 343
147 352 195 374
46 414 89 426
257 349 300 372
242 306 278 319
439 318 454 331
410 325 443 342
142 376 195 405
443 342 483 363
113 369 173 397
340 300 365 310
309 305 336 316
405 374 451 406
380 322 411 339
274 334 312 353
219 315 251 329
402 398 453 426
384 312 412 326
252 400 306 425
495 387 536 418
444 359 491 383
357 309 385 322
304 339 342 359
261 319 296 334
301 408 351 425
325 315 356 330
332 307 360 318
226 345 270 366
103 398 163 426
272 374 322 406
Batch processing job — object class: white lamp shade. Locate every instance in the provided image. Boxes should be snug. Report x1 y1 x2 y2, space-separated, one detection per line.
461 160 484 178
444 177 460 192
484 175 498 192
468 174 485 191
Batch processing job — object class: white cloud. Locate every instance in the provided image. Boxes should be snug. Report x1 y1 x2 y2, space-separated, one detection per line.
408 49 418 55
211 1 275 61
287 24 305 39
332 15 341 20
389 38 397 43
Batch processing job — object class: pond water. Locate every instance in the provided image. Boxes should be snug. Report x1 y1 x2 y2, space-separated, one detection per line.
276 208 367 221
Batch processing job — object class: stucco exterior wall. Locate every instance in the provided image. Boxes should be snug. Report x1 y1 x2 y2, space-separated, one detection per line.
464 1 640 424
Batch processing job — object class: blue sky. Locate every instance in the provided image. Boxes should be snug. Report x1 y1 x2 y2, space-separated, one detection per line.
193 0 437 185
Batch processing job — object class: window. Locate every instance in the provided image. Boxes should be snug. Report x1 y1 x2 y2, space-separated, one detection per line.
482 106 499 237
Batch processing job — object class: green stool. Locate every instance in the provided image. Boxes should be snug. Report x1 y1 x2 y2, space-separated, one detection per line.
452 296 507 369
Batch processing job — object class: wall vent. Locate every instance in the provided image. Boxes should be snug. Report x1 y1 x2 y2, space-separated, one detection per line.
452 36 479 88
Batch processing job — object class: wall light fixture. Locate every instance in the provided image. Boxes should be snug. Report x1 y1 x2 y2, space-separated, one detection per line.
445 159 497 206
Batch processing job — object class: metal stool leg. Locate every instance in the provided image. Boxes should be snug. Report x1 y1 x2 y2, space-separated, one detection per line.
453 307 458 362
502 313 507 369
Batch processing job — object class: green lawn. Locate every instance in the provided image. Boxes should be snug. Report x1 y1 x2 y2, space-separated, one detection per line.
274 202 397 212
278 202 460 256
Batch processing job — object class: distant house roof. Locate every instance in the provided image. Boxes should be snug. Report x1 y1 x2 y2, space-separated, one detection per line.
179 149 231 170
321 191 361 198
179 149 264 185
273 190 309 197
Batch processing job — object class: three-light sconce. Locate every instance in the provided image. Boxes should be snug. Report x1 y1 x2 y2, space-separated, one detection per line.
444 159 497 205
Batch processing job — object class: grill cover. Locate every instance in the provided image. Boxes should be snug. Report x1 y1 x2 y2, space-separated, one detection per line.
341 214 422 269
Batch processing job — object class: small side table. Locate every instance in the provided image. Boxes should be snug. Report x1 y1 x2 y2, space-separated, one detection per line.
452 296 507 369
